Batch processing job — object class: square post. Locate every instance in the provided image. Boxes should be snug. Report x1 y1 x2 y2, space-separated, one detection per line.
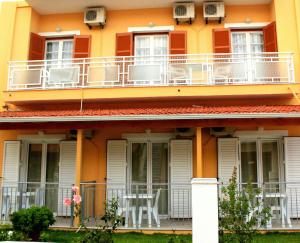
192 178 218 243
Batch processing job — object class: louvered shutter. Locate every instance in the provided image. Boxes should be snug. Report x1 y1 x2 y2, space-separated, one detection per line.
170 140 192 218
284 137 300 217
58 141 77 216
263 22 278 52
2 141 21 215
218 138 239 183
106 140 127 204
2 141 21 186
169 31 187 54
212 28 231 53
115 33 133 56
28 33 45 60
73 35 91 58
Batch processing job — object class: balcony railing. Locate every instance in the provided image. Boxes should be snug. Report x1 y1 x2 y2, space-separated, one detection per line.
8 52 294 91
0 182 192 230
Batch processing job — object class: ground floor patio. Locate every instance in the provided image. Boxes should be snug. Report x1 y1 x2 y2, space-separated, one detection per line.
0 111 300 231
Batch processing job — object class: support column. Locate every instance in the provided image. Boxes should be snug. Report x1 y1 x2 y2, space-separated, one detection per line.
194 127 203 177
75 129 84 187
74 129 83 226
192 178 218 243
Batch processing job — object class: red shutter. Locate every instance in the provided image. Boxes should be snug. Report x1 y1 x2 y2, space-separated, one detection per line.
28 33 45 60
169 31 187 54
73 35 91 58
212 28 231 53
263 22 278 52
115 33 133 56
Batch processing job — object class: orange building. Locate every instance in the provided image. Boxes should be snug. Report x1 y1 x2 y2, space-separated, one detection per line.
0 0 300 231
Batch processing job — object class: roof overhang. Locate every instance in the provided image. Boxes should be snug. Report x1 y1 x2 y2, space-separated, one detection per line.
26 0 272 15
0 112 300 123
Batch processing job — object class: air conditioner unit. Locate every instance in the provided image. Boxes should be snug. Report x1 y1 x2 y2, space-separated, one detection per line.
203 1 225 24
175 128 195 136
84 7 106 29
210 127 235 137
173 2 195 24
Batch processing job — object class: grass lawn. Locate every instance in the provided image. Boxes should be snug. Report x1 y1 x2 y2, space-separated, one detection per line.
41 230 300 242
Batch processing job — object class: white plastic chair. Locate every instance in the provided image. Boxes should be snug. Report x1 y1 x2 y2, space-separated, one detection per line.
138 188 161 228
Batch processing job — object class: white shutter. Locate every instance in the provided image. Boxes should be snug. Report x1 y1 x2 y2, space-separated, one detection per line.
170 139 192 218
218 138 239 184
2 141 21 186
106 140 127 204
2 141 21 215
58 141 76 216
284 137 300 217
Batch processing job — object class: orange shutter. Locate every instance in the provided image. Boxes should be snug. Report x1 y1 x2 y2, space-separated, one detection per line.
73 35 91 58
263 22 278 52
28 33 45 60
169 31 187 54
115 33 133 56
212 28 231 53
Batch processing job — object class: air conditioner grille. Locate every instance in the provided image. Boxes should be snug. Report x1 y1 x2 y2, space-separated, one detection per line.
175 5 188 16
205 4 218 15
86 10 97 21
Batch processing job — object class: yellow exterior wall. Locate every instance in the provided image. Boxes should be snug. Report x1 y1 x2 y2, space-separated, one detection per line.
274 0 300 83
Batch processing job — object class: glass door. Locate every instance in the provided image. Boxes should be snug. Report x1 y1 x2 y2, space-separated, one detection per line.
130 141 169 216
260 140 280 191
240 141 258 186
134 35 168 85
45 144 60 212
26 143 60 212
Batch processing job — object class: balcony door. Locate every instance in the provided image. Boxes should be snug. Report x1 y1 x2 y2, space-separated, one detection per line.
129 141 169 215
133 35 168 85
231 31 264 83
240 139 281 188
26 143 60 212
44 39 78 87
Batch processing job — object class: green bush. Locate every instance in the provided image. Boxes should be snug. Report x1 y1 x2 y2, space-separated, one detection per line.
10 206 55 241
219 167 271 243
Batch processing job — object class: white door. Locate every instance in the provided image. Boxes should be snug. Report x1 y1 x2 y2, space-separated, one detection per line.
231 31 264 83
133 35 168 85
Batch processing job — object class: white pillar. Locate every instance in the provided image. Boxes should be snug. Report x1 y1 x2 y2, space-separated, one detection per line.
192 178 218 243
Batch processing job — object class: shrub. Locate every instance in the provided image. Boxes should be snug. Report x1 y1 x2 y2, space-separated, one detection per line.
219 167 271 243
78 198 121 243
10 206 55 241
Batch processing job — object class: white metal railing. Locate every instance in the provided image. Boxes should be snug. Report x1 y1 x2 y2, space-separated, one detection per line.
8 52 294 91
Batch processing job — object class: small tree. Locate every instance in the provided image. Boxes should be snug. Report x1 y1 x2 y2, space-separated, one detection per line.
219 167 271 243
10 206 55 241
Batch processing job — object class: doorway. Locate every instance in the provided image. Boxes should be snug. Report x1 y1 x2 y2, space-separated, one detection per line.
129 141 169 215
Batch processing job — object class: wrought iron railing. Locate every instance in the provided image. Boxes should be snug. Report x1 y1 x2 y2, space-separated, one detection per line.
8 52 294 91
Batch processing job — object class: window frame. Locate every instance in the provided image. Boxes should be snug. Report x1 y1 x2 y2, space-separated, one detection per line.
44 38 74 61
231 30 264 54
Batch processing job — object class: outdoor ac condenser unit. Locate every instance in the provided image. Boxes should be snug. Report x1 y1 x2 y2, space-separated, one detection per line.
173 2 195 24
203 1 225 24
84 7 106 29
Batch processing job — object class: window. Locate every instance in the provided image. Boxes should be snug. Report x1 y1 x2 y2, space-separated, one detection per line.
231 31 264 54
45 39 74 61
135 35 168 57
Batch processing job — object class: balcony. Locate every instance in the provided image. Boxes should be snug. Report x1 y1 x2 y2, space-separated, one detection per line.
8 52 294 91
